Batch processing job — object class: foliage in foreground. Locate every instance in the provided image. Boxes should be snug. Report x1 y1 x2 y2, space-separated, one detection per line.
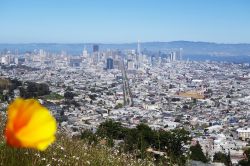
0 117 153 166
238 148 250 166
213 151 232 166
189 142 208 163
83 120 191 165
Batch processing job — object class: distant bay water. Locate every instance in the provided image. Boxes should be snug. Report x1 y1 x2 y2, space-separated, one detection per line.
1 41 250 63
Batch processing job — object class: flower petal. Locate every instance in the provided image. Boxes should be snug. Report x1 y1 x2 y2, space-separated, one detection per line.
16 107 57 149
5 98 57 151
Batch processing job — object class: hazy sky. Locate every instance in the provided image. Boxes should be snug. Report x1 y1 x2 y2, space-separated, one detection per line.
0 0 250 43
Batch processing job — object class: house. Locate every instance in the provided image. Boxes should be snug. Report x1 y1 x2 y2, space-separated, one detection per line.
236 128 250 141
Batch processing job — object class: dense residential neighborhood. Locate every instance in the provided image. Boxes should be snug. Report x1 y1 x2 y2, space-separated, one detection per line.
0 46 250 165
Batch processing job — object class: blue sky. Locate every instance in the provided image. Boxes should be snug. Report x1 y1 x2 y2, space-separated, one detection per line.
0 0 250 43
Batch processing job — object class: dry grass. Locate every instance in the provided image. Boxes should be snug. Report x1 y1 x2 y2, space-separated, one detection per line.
0 113 154 166
0 78 11 89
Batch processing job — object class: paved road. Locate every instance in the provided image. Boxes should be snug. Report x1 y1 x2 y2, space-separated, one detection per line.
121 60 133 107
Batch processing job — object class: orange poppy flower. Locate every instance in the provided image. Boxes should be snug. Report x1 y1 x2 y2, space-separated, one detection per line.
5 98 57 151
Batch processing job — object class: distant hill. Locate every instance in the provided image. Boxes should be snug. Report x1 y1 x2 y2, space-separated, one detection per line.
143 41 250 56
1 41 250 57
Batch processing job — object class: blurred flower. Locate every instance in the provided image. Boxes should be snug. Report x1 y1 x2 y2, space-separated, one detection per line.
5 98 57 151
35 153 40 157
59 146 64 150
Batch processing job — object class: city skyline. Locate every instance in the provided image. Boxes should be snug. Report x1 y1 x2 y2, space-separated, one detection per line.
0 0 250 43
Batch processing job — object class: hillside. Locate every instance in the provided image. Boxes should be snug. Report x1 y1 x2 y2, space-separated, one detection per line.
0 115 153 166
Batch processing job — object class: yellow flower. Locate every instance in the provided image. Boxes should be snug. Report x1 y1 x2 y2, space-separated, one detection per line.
5 98 57 151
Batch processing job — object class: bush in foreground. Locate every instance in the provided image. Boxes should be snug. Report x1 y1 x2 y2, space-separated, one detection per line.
0 116 153 166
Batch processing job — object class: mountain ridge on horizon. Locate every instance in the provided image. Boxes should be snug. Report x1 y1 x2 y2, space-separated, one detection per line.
1 40 250 45
1 41 250 57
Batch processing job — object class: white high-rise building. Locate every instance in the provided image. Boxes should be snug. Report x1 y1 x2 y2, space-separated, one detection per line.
1 56 10 65
127 60 135 70
137 40 141 56
170 52 176 62
179 48 183 61
82 47 88 58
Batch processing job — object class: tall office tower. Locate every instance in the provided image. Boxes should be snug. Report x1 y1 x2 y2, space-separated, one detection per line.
113 59 121 70
127 59 135 70
39 49 43 56
93 44 99 52
137 40 141 55
106 58 114 69
170 52 176 62
82 47 88 58
175 48 183 61
179 48 183 61
136 40 142 69
14 57 26 65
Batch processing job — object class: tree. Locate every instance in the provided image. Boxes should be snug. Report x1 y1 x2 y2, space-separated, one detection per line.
64 91 75 100
213 152 232 166
136 123 155 158
238 148 250 166
96 120 125 146
38 83 50 96
9 78 22 91
171 97 180 102
190 142 208 163
20 82 50 98
95 120 191 165
114 103 123 109
81 130 98 145
89 94 97 100
157 128 190 165
123 128 138 152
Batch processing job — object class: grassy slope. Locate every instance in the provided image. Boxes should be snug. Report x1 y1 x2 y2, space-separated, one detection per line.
0 115 154 166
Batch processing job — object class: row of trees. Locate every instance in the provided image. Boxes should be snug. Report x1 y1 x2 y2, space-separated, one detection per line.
82 120 250 165
0 78 50 99
20 82 50 98
0 78 54 102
